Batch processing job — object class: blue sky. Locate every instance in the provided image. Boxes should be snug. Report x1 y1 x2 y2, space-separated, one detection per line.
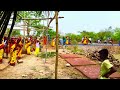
49 11 120 35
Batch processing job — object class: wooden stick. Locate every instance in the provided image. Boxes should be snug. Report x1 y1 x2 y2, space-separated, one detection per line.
55 11 59 79
20 17 64 20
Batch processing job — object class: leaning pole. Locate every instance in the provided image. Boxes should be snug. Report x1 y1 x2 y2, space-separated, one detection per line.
55 11 59 79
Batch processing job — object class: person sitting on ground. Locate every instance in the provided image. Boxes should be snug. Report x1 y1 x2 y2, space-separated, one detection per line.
99 59 117 79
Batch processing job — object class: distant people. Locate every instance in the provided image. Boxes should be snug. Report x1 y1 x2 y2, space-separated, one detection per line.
82 36 88 45
98 39 101 44
65 36 69 45
63 37 66 45
51 37 56 47
89 38 92 44
104 40 107 44
43 36 47 45
119 40 120 46
59 38 63 45
108 39 113 46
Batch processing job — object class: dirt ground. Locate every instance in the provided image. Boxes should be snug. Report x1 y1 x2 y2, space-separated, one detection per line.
0 48 87 79
0 46 120 79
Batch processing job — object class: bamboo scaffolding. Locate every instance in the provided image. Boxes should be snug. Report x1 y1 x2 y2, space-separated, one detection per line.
19 17 64 20
55 11 59 79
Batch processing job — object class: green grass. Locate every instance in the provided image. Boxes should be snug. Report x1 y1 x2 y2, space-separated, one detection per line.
38 52 56 58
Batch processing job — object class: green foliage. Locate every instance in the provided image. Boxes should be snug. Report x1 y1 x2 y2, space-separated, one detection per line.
17 11 43 36
71 46 78 54
47 29 56 39
71 46 84 55
6 28 21 36
66 46 72 50
112 28 120 41
39 52 56 58
71 39 78 45
97 29 114 41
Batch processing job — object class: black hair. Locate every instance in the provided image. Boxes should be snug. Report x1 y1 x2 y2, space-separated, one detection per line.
98 49 109 61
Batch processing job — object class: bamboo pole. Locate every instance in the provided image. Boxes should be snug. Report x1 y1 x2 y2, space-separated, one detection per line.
18 17 64 20
55 11 59 79
45 12 49 63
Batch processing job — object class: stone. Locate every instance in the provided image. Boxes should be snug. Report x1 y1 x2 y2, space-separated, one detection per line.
66 63 71 67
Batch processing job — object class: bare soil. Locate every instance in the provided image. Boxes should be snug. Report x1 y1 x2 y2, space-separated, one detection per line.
0 48 87 79
0 46 119 79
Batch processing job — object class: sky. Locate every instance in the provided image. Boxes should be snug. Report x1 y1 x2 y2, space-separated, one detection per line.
48 11 120 35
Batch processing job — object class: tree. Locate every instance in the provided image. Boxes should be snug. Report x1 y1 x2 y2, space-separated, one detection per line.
47 29 57 39
77 30 98 42
97 27 114 41
112 27 120 42
16 11 43 36
6 28 21 36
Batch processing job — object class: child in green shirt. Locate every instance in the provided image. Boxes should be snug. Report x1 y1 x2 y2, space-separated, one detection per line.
99 59 117 79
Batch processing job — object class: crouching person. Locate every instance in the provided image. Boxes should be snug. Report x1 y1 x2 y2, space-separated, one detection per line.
99 59 117 79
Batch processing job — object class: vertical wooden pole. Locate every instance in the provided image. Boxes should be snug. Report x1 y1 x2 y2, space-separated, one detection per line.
55 11 59 79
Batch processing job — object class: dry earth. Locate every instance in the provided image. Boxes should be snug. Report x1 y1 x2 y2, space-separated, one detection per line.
0 46 120 79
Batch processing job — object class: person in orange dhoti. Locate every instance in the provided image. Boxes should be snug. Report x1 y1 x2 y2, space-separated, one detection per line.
43 36 47 45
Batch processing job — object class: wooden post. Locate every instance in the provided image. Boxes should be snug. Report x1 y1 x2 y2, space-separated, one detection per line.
55 11 59 79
